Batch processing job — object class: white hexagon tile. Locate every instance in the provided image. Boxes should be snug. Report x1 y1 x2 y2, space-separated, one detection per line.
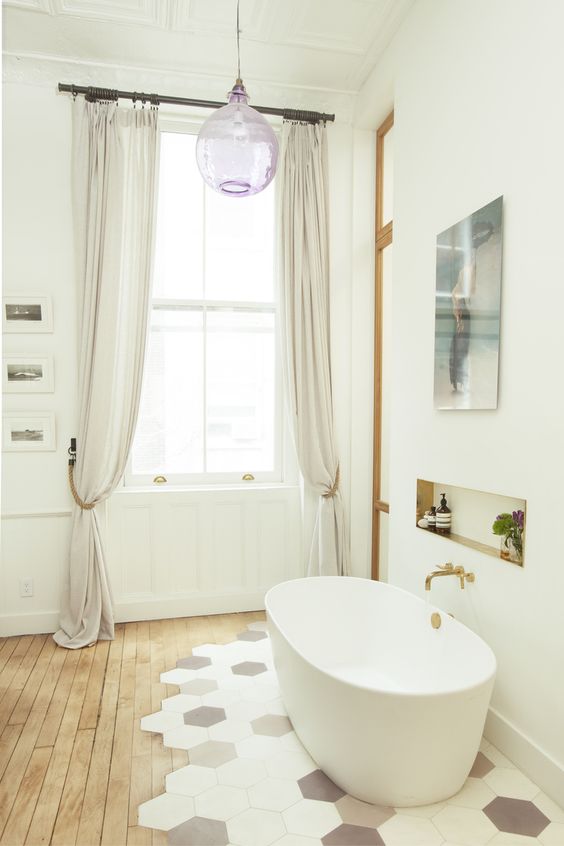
138 625 563 845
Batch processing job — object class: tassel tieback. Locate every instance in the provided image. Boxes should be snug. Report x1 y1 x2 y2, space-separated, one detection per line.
322 465 340 499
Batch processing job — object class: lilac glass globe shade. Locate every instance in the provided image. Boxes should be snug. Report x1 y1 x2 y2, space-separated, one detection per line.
196 81 278 197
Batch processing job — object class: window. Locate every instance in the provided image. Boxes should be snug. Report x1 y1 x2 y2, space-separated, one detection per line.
127 128 281 486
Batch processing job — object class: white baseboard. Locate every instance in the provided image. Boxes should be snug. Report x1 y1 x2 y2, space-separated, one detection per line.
113 591 266 623
0 591 267 637
485 706 564 807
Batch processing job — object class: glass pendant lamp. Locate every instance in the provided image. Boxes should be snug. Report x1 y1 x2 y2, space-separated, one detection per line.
196 2 278 197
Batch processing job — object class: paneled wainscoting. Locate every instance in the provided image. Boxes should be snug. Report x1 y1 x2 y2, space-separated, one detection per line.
107 486 303 623
0 486 302 637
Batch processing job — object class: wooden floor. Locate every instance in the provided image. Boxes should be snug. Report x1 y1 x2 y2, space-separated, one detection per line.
0 611 266 846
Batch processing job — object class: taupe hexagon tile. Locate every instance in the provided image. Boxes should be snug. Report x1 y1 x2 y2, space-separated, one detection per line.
136 622 563 846
168 816 229 846
189 740 238 768
252 714 293 737
484 796 550 837
180 678 218 696
322 822 385 845
298 770 346 803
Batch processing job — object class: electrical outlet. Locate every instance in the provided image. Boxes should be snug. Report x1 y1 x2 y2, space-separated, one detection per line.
20 578 34 597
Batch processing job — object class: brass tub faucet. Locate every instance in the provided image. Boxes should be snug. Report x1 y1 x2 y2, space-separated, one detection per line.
425 562 475 591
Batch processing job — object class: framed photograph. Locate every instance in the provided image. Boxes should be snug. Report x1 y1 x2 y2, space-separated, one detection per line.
433 196 503 410
2 411 56 451
3 355 54 393
2 295 53 333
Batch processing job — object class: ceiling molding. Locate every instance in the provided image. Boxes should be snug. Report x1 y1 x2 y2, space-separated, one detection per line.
2 52 357 123
3 0 54 12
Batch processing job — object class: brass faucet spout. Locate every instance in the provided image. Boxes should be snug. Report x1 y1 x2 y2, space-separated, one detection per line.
425 563 475 591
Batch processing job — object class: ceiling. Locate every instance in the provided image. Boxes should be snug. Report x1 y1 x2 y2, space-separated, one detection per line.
2 0 415 93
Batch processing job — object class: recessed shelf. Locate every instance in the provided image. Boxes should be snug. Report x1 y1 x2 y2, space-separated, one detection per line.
416 479 526 567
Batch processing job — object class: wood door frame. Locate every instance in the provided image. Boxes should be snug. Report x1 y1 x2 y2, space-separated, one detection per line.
371 110 394 580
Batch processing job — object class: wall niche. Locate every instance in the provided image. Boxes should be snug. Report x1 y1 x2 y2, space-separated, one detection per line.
416 479 526 566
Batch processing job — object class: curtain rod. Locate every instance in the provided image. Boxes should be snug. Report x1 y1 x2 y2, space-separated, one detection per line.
57 83 335 124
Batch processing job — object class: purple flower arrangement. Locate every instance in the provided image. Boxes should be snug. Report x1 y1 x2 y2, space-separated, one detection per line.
492 510 524 560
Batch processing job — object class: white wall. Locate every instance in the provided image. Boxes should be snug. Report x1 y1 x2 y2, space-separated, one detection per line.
1 65 357 634
352 0 564 802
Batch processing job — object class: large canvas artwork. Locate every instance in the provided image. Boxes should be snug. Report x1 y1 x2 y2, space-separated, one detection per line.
434 196 503 410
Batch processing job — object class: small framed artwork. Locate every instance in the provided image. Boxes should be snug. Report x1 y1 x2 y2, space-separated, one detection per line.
2 295 53 333
3 355 54 393
2 411 56 451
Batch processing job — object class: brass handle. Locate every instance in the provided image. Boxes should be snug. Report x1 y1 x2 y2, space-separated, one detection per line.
242 473 255 481
153 475 168 485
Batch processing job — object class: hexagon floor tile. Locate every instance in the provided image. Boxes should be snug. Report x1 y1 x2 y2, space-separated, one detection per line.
138 622 564 845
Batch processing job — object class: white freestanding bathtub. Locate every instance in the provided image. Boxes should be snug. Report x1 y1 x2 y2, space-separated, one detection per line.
265 577 496 807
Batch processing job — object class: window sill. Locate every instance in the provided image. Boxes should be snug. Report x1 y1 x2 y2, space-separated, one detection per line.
116 481 299 495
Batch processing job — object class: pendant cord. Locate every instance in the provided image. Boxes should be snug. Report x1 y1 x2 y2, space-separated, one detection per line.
236 0 241 80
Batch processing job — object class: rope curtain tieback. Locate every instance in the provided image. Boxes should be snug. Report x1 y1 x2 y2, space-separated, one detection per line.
322 465 340 499
68 464 97 510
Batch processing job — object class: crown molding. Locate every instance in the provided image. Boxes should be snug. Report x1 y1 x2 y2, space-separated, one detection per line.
2 51 357 123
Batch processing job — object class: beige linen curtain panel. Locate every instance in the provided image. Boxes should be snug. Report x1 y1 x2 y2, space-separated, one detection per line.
54 99 158 649
277 121 349 577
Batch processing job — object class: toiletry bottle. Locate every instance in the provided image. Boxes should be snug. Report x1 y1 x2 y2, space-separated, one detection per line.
436 493 452 534
427 507 437 532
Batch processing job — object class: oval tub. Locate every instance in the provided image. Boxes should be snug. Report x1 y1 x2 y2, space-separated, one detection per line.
265 576 496 807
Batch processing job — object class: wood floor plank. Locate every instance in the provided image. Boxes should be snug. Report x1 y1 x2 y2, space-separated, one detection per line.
101 624 137 846
25 646 96 845
132 622 151 761
0 638 20 674
0 611 267 846
75 626 125 846
0 722 23 781
34 649 81 748
78 640 110 730
0 688 23 736
0 746 52 846
0 708 46 834
9 637 57 727
0 636 34 703
50 728 95 846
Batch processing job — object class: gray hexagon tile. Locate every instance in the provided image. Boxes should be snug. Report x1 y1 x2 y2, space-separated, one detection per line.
177 655 212 670
237 629 268 641
184 706 226 727
137 623 564 846
231 661 268 676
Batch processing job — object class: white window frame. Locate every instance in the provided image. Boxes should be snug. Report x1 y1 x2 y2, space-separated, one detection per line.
125 120 288 489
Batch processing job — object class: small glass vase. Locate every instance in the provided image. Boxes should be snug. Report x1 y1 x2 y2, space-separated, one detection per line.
500 536 523 565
